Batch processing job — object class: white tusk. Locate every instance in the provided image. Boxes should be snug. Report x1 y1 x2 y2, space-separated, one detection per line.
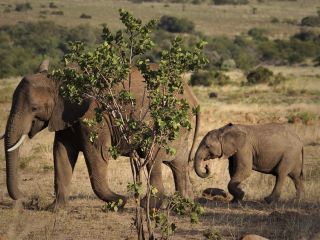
7 135 27 152
0 133 4 140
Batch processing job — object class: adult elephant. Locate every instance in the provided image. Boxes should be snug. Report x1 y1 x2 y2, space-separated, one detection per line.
2 60 200 209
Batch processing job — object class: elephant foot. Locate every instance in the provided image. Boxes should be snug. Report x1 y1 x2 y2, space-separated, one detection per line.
230 197 242 204
46 200 68 212
140 194 164 210
264 195 279 204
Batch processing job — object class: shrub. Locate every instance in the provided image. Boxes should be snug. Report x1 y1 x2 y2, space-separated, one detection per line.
301 16 320 27
190 71 214 86
248 28 268 41
220 58 236 70
214 71 231 86
212 0 248 5
268 73 287 86
80 13 92 19
246 66 273 85
49 2 58 8
287 111 317 125
271 17 280 23
15 2 32 12
190 70 230 86
159 15 195 33
51 10 64 15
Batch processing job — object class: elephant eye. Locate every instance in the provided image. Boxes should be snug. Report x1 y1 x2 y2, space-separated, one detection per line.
31 106 38 112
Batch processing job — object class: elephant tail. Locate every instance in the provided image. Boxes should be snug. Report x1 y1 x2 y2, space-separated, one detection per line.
300 146 304 179
188 106 200 163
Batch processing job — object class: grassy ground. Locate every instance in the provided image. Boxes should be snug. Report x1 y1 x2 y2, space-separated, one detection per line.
0 65 319 239
0 0 320 38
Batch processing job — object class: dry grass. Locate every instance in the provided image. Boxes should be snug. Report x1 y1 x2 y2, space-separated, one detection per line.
0 0 320 38
0 65 319 239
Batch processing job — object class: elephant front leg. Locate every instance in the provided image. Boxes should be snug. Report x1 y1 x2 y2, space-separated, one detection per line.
228 157 251 203
141 159 165 209
49 131 79 210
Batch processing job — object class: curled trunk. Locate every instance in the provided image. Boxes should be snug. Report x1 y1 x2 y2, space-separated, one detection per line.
194 148 211 178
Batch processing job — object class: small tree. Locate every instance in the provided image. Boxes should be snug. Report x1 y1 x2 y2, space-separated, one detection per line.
53 9 207 239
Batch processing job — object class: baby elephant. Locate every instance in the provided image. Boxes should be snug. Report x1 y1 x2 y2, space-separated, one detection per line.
194 123 304 203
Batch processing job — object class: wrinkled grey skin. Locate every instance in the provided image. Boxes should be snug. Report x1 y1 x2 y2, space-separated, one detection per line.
194 123 304 203
3 60 200 210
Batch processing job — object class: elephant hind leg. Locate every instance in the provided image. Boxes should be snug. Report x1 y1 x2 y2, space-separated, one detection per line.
166 158 194 200
289 172 304 200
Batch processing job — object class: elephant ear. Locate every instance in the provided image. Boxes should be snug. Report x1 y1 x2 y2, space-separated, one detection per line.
48 96 91 132
221 128 246 158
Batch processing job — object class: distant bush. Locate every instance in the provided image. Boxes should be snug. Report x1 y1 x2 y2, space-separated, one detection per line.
49 2 58 8
190 71 214 86
268 73 287 86
271 17 280 23
212 0 248 5
80 13 92 19
301 16 320 27
246 66 273 85
0 21 99 78
159 15 195 33
51 10 64 15
248 28 268 41
287 111 317 125
15 2 32 12
190 70 230 86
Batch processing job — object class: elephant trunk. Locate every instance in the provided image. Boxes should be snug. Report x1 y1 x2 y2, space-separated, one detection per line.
4 113 26 200
194 148 211 178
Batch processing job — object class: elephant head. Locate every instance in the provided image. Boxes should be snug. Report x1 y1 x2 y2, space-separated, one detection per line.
194 123 246 178
2 60 89 200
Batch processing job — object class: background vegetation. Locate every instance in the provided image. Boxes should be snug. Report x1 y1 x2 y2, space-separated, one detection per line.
0 0 319 239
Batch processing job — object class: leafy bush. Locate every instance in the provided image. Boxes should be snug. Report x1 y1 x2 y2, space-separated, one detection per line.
49 2 58 8
15 2 32 12
51 10 64 15
287 111 317 124
301 16 320 27
212 0 248 5
190 70 230 86
268 73 287 86
80 13 92 19
246 66 273 85
190 71 214 86
159 15 195 33
248 28 268 41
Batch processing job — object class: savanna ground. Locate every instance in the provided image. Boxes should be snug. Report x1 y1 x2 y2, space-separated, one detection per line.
0 66 319 240
0 0 320 239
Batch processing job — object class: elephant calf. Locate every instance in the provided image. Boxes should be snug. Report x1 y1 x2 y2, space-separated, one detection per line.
194 123 304 203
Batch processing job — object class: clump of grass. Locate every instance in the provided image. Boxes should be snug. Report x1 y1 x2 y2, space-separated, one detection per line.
19 156 33 169
51 10 63 15
80 13 92 19
287 111 317 124
203 229 223 240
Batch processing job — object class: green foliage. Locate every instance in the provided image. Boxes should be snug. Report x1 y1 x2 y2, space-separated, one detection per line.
190 70 230 86
301 16 320 27
15 2 32 12
159 15 195 33
127 182 144 196
190 71 214 86
49 2 58 8
101 199 124 212
51 10 64 15
246 66 273 85
204 229 223 240
287 111 317 124
151 193 205 239
80 13 92 19
212 0 248 5
0 21 99 78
